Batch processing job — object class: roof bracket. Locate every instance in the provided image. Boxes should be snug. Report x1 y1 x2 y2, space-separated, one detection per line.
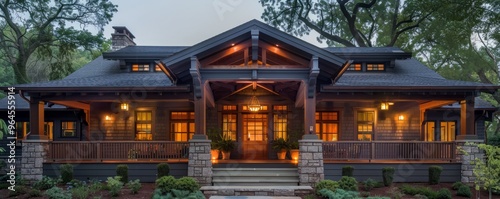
308 56 319 98
251 29 259 65
156 61 178 85
190 56 202 99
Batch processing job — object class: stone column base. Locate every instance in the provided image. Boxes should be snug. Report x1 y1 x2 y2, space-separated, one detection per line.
298 136 324 186
21 140 49 183
455 139 483 184
187 138 212 186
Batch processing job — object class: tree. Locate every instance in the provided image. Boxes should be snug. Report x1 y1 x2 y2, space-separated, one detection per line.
470 143 500 199
0 0 117 84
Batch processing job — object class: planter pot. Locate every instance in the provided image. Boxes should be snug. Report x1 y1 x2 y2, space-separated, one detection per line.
277 149 287 160
211 149 220 160
290 149 299 160
221 151 231 160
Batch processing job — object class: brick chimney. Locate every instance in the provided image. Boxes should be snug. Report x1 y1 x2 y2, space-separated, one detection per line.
111 26 136 51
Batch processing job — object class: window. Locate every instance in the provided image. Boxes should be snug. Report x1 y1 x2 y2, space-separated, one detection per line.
425 121 435 141
243 114 267 141
15 122 53 140
223 105 237 111
315 112 339 141
62 121 76 137
357 111 374 141
171 112 195 141
366 63 385 71
242 105 268 111
132 64 150 71
155 64 162 72
440 121 456 141
273 105 288 139
136 111 152 140
222 114 237 140
425 121 456 141
347 63 362 71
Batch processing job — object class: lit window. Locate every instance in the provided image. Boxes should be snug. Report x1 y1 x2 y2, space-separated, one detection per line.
222 114 237 141
136 111 152 140
223 105 237 111
315 112 339 141
347 63 362 71
16 122 53 140
242 105 267 111
367 63 385 71
132 64 150 71
357 111 374 141
273 105 287 139
62 121 76 137
171 112 195 141
155 64 162 72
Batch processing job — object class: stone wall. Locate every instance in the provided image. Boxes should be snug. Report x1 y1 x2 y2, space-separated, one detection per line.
187 139 212 186
455 140 484 184
21 140 49 183
298 135 324 186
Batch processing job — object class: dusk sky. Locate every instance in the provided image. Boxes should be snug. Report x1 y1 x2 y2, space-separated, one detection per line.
102 0 325 47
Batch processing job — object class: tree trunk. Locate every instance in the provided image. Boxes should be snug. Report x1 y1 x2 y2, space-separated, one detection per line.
12 57 30 84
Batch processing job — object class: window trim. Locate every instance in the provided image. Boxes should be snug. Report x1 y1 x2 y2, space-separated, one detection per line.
170 111 195 141
315 111 340 141
135 110 153 141
131 63 151 72
354 109 376 141
61 121 77 138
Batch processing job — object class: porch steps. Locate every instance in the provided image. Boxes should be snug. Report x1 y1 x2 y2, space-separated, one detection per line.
212 168 299 186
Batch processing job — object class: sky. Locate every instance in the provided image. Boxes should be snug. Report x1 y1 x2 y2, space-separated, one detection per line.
102 0 326 47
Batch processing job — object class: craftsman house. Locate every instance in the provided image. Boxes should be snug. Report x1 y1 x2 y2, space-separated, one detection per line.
2 20 498 185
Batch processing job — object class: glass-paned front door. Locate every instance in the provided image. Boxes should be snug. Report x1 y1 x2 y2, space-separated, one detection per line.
242 113 268 159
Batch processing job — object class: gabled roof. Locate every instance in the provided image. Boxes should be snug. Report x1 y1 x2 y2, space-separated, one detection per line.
439 97 497 110
161 19 346 78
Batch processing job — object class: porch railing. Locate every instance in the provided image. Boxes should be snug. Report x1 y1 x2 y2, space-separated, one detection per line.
48 141 189 162
323 141 456 162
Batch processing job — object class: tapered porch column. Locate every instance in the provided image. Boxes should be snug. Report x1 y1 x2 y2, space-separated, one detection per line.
458 97 476 140
298 56 324 186
188 56 212 186
22 98 49 183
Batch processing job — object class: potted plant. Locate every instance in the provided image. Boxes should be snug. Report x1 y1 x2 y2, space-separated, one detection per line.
287 129 302 160
207 128 222 160
218 134 235 160
272 138 290 160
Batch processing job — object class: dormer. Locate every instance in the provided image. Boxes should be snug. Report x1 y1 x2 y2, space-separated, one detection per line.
326 47 412 72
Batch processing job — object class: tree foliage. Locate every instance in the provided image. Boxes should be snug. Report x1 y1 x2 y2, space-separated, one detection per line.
0 0 117 84
470 143 500 199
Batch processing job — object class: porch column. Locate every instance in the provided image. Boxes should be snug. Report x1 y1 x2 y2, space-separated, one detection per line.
188 56 212 186
458 97 476 139
298 56 324 186
22 98 49 182
455 139 484 184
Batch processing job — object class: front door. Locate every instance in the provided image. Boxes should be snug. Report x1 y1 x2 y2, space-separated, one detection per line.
242 113 268 159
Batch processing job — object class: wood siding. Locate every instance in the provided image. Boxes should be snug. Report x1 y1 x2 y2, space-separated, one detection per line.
324 163 460 183
43 163 188 182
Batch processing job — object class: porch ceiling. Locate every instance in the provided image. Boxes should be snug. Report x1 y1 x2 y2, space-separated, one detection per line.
209 81 301 102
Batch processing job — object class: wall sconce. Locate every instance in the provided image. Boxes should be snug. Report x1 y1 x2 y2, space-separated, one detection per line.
380 102 389 110
398 115 405 121
120 103 129 111
105 115 111 121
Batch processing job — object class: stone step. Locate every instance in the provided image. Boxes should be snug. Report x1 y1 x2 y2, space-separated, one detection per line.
212 167 299 186
210 197 301 199
201 186 313 198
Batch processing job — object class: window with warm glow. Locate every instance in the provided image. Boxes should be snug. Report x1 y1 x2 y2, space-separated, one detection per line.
440 121 456 141
132 64 150 72
222 114 237 141
155 64 162 72
357 111 374 141
425 121 435 141
243 114 267 141
347 63 362 71
223 105 237 111
273 105 288 139
62 121 76 137
367 63 385 71
171 112 195 141
136 111 153 140
16 122 53 140
315 112 339 141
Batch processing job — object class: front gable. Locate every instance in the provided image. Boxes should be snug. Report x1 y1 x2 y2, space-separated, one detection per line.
161 19 348 84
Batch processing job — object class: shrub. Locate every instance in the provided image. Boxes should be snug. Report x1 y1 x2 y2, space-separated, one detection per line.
60 164 74 184
106 176 124 197
457 185 472 198
71 186 90 199
360 191 370 197
33 176 58 190
157 163 170 178
8 185 27 197
174 177 200 192
452 181 465 190
429 165 443 185
45 186 72 199
363 178 377 191
116 164 128 183
338 176 358 191
315 179 339 194
400 184 419 196
318 188 360 199
401 185 439 199
342 166 354 177
69 179 85 187
382 167 395 186
89 180 103 194
387 186 404 199
127 179 142 194
156 175 177 194
28 189 43 197
436 188 451 199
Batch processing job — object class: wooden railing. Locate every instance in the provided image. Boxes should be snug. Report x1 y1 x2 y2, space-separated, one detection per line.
48 141 189 162
323 141 456 161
